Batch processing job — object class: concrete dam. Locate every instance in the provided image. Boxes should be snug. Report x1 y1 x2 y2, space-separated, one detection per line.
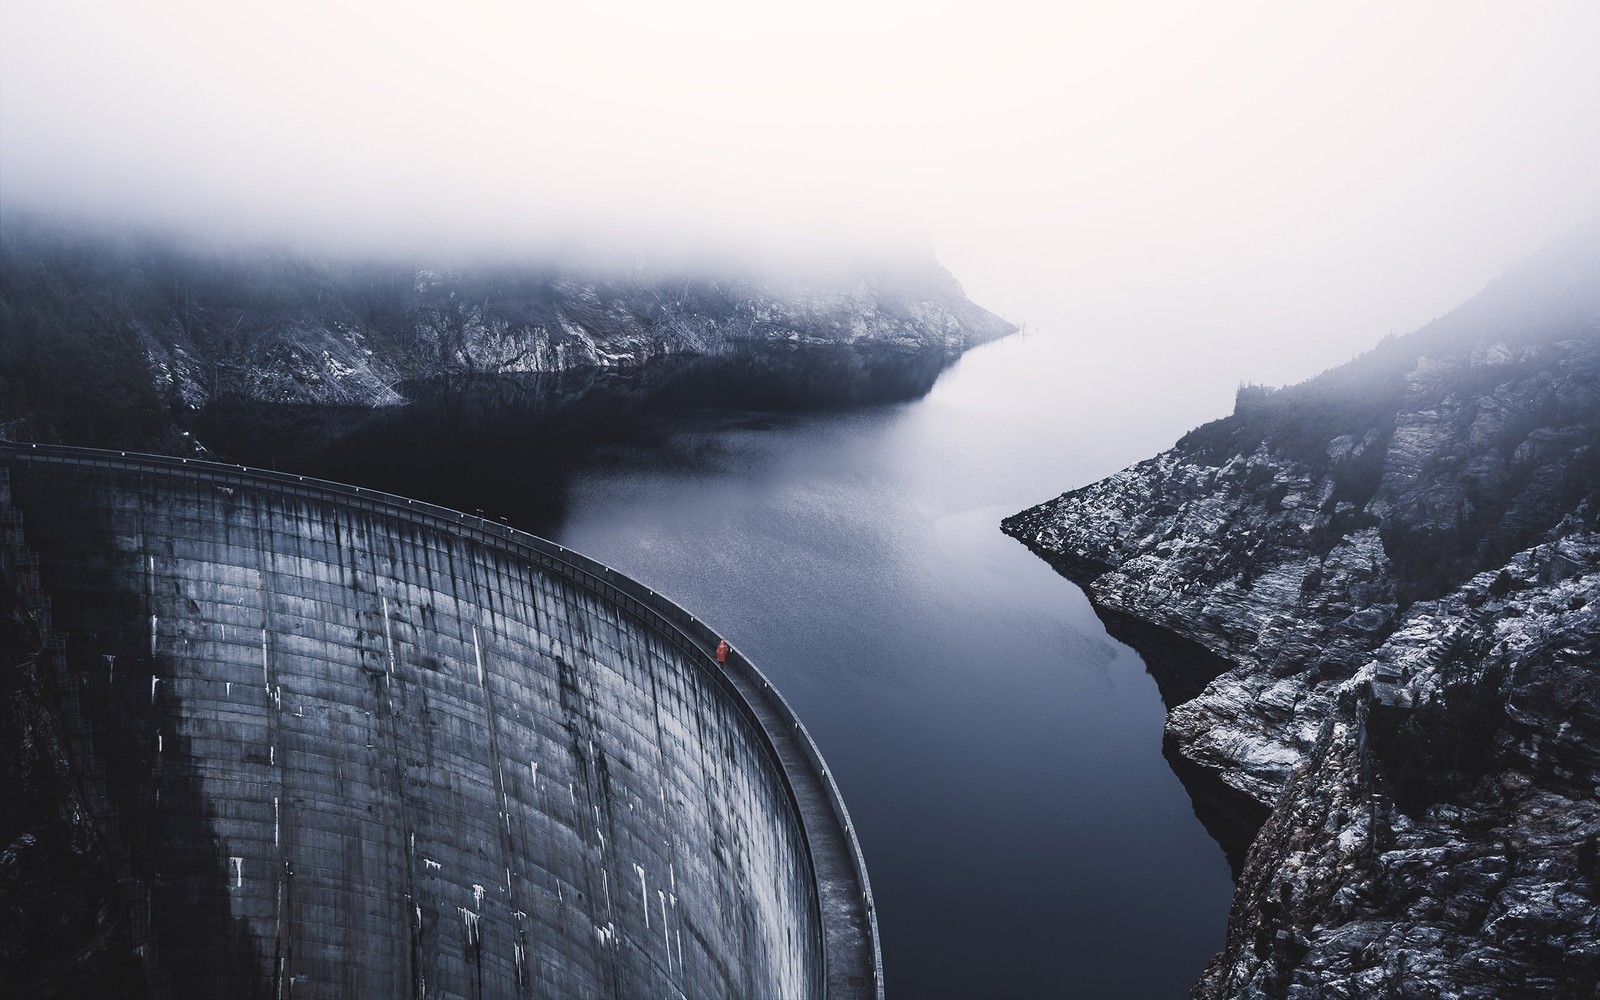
1 443 879 999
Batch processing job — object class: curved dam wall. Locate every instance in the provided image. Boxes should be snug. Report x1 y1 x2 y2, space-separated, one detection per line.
1 443 878 999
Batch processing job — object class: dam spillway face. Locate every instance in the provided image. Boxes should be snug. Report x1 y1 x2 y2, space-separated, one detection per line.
1 445 878 999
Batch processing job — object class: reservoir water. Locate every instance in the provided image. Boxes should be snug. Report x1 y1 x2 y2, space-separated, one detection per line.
206 331 1236 997
556 335 1235 998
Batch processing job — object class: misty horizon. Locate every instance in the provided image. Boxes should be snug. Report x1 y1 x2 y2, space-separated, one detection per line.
5 4 1600 996
5 1 1600 400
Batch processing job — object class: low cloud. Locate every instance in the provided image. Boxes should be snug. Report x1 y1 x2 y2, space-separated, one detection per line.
4 0 1598 390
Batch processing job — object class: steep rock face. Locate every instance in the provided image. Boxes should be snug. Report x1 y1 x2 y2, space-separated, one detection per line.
1190 532 1599 998
0 220 1014 436
1003 229 1600 997
142 264 1012 411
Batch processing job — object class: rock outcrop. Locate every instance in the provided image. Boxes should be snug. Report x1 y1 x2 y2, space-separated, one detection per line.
0 217 1014 449
138 262 1011 411
1004 227 1600 998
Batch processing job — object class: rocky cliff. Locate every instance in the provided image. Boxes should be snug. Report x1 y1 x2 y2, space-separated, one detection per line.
1004 228 1600 998
0 216 1013 448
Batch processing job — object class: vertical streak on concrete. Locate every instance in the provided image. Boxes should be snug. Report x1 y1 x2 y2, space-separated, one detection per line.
659 890 670 970
147 550 157 663
473 625 486 689
635 863 649 929
548 571 620 995
645 652 686 981
356 509 423 1000
470 615 531 996
382 595 397 681
258 494 291 1000
377 583 423 996
5 449 852 999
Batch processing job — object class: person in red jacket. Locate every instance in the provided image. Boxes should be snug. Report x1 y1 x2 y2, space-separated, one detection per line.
715 639 730 664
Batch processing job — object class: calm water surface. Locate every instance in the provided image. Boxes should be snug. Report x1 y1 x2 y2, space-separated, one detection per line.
213 332 1235 997
553 333 1233 998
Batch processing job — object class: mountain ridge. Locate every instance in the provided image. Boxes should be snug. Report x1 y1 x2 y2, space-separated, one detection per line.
0 216 1014 449
1004 226 1600 997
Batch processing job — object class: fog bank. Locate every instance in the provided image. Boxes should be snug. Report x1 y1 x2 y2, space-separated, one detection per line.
4 0 1598 424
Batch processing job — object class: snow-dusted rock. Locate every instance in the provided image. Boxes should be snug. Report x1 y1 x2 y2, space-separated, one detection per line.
1004 230 1600 997
136 261 1014 409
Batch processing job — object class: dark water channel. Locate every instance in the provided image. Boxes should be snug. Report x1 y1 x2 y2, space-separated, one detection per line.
204 339 1234 998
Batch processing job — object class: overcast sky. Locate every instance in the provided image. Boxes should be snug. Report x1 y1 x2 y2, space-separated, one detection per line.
3 0 1598 400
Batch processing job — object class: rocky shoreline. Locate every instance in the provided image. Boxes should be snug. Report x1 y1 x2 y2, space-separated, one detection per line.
1 217 1014 451
1004 231 1599 997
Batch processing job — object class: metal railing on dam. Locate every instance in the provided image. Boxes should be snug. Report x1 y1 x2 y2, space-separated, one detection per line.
2 440 882 1000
